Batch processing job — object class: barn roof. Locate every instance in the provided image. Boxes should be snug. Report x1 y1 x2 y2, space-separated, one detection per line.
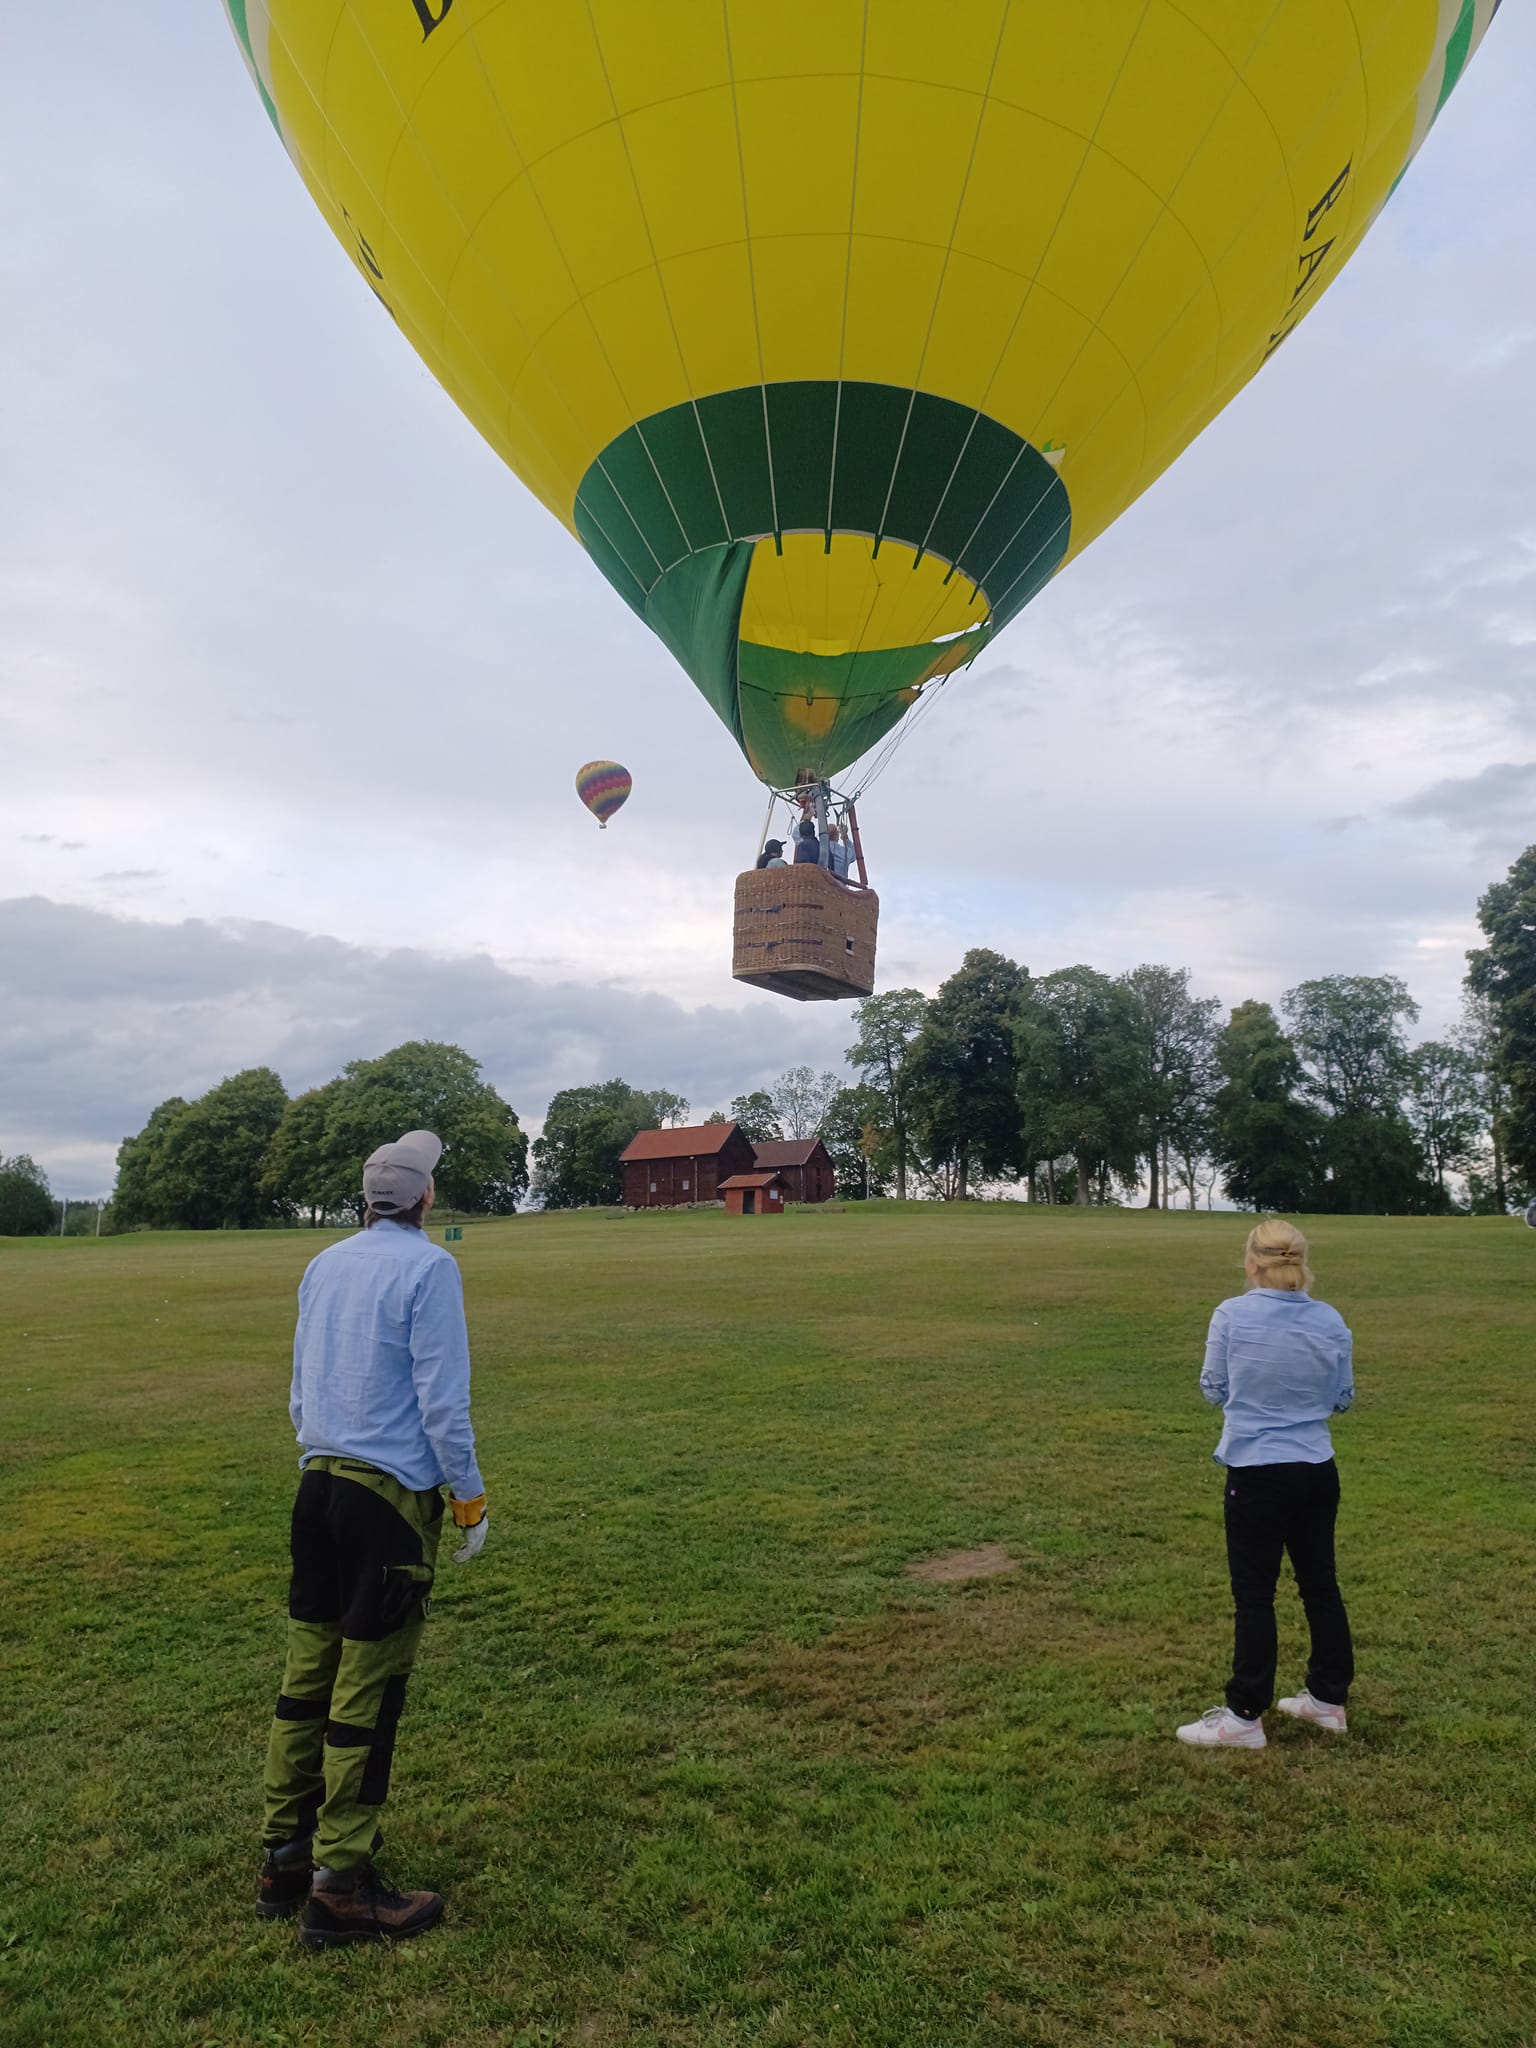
620 1121 743 1162
751 1139 828 1168
718 1171 787 1190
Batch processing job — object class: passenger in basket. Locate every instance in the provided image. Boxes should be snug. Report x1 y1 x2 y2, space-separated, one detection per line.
792 818 821 864
826 824 851 880
756 839 788 869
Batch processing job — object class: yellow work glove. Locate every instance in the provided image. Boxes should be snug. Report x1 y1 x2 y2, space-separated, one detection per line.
449 1492 488 1563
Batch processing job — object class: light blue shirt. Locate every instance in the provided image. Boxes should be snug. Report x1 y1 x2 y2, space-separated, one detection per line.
290 1221 485 1499
1200 1288 1354 1467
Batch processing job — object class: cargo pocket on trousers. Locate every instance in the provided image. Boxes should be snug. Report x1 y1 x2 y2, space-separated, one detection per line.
378 1560 435 1633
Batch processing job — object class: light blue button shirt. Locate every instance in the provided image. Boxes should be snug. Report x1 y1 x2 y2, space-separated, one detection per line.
290 1221 485 1498
1201 1288 1354 1467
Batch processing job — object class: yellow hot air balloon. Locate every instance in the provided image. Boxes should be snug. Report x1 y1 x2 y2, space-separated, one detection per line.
222 1 1496 794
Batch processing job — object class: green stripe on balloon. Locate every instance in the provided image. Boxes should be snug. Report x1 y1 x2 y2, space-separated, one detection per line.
572 382 1070 786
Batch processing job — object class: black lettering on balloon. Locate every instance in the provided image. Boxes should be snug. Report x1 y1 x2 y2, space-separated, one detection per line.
342 206 395 319
409 0 453 37
1304 160 1352 240
1291 236 1334 303
1262 162 1353 365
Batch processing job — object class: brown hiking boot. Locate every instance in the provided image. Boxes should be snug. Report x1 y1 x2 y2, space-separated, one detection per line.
256 1836 314 1919
298 1863 444 1949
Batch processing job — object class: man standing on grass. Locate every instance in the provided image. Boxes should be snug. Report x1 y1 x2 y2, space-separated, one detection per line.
258 1129 489 1948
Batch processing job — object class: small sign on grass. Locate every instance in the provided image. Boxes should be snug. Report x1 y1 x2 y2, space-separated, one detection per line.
443 1225 464 1243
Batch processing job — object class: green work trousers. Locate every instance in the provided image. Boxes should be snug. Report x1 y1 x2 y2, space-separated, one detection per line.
263 1457 442 1872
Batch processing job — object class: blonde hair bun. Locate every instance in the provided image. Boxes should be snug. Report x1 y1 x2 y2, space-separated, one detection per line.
1244 1218 1313 1292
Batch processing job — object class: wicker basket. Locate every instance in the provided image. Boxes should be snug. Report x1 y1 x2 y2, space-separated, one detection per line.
732 864 879 1001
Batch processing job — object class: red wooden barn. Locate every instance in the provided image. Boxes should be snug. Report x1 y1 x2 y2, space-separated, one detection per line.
619 1121 756 1208
750 1139 836 1204
719 1171 788 1216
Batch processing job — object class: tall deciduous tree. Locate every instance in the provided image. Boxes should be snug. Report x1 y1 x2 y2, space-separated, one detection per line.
770 1066 843 1141
1456 992 1513 1213
1120 964 1221 1208
261 1081 352 1225
163 1067 290 1228
1405 1041 1483 1211
1211 1002 1323 1213
531 1080 656 1209
845 988 929 1200
728 1091 783 1144
1465 843 1536 1191
325 1041 528 1214
1014 966 1147 1204
118 1073 290 1230
0 1154 57 1237
820 1082 895 1199
115 1098 192 1228
907 950 1028 1199
1282 975 1424 1212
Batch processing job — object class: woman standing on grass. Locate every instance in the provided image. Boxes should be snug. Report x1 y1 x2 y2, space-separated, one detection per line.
1177 1219 1355 1750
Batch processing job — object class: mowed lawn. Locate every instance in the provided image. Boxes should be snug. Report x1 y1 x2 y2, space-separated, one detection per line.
1 1206 1532 2048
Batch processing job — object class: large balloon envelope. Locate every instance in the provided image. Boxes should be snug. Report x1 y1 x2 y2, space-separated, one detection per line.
223 1 1496 789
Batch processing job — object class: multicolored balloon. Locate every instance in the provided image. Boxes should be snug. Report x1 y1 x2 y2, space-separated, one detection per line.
224 1 1497 791
575 760 632 830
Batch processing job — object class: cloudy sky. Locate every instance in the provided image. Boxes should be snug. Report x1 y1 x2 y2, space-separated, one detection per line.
3 10 1533 1196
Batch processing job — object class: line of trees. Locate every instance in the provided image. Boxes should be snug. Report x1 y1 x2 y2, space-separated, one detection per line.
14 846 1534 1234
816 840 1536 1212
111 1042 528 1231
828 960 1510 1212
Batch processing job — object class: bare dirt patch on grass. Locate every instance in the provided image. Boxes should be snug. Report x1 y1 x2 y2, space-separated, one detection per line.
906 1542 1018 1583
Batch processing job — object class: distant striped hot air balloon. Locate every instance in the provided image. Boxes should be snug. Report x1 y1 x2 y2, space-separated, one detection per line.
575 760 633 829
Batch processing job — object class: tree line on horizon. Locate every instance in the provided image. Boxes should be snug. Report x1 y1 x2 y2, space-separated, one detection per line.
8 846 1532 1234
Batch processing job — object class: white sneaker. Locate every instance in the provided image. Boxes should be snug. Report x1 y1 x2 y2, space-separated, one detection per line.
1277 1689 1348 1733
1176 1705 1267 1748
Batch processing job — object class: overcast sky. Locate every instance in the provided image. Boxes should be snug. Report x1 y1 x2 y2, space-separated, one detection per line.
3 10 1533 1196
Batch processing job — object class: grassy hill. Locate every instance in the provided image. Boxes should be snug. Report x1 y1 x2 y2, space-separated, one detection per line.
2 1205 1531 2047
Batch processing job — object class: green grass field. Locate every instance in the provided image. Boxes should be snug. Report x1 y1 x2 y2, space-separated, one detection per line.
2 1206 1533 2048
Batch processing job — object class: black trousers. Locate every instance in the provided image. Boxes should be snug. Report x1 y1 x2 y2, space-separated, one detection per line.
1223 1458 1353 1718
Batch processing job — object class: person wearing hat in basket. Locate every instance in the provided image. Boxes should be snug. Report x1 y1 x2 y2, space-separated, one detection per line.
756 838 788 869
257 1129 489 1946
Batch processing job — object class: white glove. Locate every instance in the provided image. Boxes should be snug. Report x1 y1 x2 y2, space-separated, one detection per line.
449 1493 489 1563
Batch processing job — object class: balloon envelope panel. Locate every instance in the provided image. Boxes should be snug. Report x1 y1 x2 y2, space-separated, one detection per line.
224 0 1497 785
